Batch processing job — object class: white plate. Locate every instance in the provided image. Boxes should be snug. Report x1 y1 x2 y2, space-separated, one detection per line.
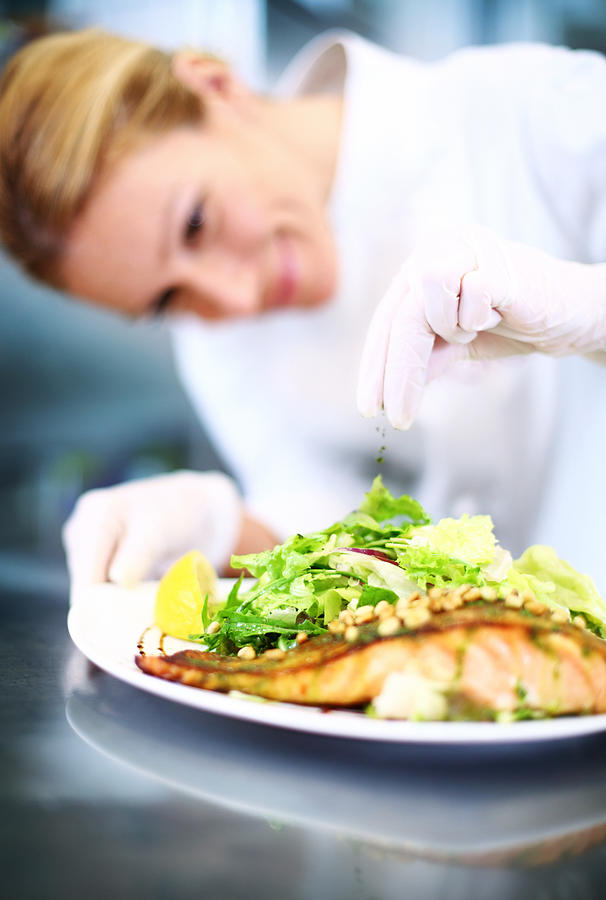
68 580 606 745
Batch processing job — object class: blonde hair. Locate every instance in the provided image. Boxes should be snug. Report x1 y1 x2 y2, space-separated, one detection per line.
0 28 205 287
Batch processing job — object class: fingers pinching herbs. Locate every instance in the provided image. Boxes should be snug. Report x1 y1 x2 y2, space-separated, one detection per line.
420 250 480 345
458 268 503 333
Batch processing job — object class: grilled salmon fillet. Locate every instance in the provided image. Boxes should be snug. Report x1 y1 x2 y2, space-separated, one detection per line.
135 604 606 719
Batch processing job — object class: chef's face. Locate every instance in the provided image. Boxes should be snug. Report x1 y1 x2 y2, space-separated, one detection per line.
62 88 337 321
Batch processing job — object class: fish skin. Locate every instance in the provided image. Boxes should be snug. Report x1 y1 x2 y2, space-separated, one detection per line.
135 605 606 717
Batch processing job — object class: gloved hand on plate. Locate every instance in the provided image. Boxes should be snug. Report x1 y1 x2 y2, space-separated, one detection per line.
63 470 243 590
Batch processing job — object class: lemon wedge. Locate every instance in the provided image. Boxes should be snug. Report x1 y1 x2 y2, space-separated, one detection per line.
154 550 218 640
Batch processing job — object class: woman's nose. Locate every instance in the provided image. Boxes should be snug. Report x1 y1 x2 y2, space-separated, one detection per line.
181 252 261 318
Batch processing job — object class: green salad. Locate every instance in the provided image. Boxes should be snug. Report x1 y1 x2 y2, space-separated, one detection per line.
192 476 606 654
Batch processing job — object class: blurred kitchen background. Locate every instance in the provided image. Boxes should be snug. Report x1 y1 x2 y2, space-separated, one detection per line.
1 0 606 595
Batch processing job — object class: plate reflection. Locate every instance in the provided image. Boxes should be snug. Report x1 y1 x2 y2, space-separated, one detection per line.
65 650 606 869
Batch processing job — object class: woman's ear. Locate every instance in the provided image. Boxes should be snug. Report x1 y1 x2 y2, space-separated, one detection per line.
172 50 249 104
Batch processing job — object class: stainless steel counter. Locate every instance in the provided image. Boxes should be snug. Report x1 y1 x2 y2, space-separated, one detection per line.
4 579 606 900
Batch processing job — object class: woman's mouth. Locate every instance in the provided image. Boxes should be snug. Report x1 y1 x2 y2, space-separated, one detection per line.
268 234 299 309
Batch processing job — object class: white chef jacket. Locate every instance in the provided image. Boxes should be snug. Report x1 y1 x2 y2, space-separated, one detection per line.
170 33 606 575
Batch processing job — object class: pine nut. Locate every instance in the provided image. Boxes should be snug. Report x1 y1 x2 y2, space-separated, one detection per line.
403 607 431 629
377 616 401 637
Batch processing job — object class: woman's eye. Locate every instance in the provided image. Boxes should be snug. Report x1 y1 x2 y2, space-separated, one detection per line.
152 287 176 318
184 202 205 243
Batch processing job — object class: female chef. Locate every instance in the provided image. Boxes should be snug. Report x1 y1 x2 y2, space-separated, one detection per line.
1 28 605 587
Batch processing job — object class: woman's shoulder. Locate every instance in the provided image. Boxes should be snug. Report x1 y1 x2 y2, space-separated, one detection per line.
275 29 416 97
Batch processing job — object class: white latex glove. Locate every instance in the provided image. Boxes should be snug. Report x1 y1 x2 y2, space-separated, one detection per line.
63 470 242 590
357 224 606 429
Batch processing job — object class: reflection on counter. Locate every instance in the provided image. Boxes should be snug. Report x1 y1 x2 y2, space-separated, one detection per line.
65 647 606 871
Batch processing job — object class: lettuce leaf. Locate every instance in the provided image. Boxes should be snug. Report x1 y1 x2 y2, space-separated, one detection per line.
512 545 606 635
389 513 509 589
408 515 498 567
359 475 430 525
391 544 484 590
